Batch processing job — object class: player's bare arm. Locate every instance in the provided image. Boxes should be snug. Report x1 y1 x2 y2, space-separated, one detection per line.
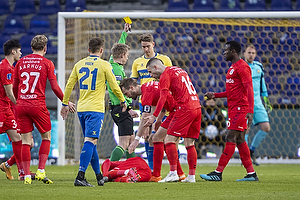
128 109 139 118
3 84 16 105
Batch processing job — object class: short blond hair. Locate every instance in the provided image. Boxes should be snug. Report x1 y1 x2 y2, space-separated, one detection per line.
111 43 130 60
31 35 48 51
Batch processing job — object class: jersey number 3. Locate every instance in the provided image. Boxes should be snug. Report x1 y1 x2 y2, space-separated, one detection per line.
79 67 98 90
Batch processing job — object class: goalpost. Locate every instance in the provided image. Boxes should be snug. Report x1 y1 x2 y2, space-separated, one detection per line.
57 11 300 165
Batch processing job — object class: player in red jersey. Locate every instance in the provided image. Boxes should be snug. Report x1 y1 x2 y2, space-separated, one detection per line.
119 78 186 182
101 157 151 182
14 35 75 184
200 40 259 182
144 58 201 183
0 39 23 180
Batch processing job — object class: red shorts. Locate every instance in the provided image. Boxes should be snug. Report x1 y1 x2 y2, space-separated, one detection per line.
227 108 248 131
161 111 174 129
167 107 201 139
16 105 51 133
0 109 17 133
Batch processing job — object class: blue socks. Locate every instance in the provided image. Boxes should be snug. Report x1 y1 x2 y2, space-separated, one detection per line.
79 141 94 172
250 130 268 151
90 145 100 174
148 146 154 170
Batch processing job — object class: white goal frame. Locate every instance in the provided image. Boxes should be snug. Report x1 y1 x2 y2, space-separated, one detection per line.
57 11 300 165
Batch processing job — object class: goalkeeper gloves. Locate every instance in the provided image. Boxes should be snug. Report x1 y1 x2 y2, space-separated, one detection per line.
263 96 272 114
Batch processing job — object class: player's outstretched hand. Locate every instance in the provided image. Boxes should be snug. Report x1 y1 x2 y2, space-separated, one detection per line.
246 113 253 129
124 23 131 33
143 115 156 127
68 101 76 113
153 120 162 132
128 109 139 118
128 139 139 154
60 106 69 120
205 92 215 100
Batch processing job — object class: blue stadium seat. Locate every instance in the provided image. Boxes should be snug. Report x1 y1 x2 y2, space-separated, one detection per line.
47 34 58 54
28 15 52 34
0 35 12 54
2 15 26 35
271 0 292 11
0 0 11 15
13 0 36 15
219 0 241 11
65 0 86 12
19 34 35 55
166 0 189 12
244 0 266 11
193 0 214 11
39 0 61 15
297 0 300 10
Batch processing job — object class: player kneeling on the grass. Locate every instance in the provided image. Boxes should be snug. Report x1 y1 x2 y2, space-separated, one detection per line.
101 157 151 183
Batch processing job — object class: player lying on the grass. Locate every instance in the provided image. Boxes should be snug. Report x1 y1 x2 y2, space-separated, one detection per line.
119 78 186 182
101 157 151 182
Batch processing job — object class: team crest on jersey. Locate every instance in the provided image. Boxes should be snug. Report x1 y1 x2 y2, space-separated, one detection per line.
115 75 122 81
7 73 12 80
229 69 234 75
257 69 260 73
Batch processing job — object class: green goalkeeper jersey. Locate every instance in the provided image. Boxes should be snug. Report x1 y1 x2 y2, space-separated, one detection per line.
107 31 132 106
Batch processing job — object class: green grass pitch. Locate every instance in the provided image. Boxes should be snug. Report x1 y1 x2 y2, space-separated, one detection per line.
0 163 299 200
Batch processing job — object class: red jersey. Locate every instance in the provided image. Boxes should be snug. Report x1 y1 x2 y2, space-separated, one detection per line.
14 54 57 107
141 81 175 112
153 67 200 116
225 59 253 113
0 59 14 112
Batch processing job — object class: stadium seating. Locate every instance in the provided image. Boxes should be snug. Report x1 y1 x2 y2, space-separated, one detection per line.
19 34 35 55
65 0 87 12
166 0 189 12
270 0 292 11
0 35 12 54
297 0 300 10
0 0 11 15
28 15 52 34
39 0 61 15
2 15 26 35
219 0 241 11
192 0 215 11
47 34 58 54
244 0 266 11
13 0 36 15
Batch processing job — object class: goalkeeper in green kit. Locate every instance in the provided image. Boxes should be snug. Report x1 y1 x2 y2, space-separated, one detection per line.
108 22 139 161
244 44 272 166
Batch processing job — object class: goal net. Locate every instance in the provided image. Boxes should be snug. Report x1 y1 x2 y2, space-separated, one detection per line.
57 12 300 165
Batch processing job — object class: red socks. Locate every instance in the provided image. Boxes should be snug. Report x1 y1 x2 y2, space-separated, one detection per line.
165 143 178 171
186 145 197 175
216 142 236 172
12 140 22 175
153 142 164 177
7 155 16 166
38 140 50 170
22 144 31 176
238 142 255 173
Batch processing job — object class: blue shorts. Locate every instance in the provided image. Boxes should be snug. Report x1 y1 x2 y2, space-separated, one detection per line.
253 104 269 126
77 112 104 138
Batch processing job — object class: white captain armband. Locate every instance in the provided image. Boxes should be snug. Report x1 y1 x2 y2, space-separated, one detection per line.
143 105 151 113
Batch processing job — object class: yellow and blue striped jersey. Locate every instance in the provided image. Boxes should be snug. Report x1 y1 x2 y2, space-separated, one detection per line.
62 55 125 112
130 53 172 85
